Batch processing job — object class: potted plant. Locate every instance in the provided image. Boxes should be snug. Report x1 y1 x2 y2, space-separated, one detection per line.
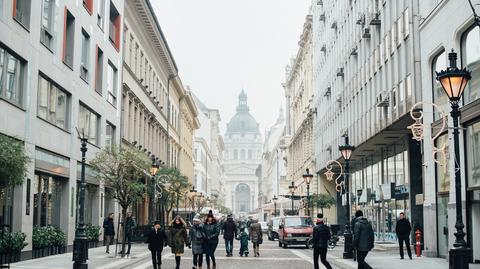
85 224 100 248
0 228 27 264
51 226 66 254
32 226 66 258
32 226 49 258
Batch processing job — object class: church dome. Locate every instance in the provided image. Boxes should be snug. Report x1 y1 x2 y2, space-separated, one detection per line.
226 90 260 134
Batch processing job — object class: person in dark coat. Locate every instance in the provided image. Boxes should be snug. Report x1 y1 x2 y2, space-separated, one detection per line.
203 210 220 269
103 213 115 254
248 218 263 257
353 210 374 269
124 212 137 255
312 214 333 269
146 221 167 269
168 216 189 269
395 212 412 260
189 217 205 269
222 214 237 257
237 227 249 257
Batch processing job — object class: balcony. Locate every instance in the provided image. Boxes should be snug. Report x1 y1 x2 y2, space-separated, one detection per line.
336 68 344 77
368 12 381 26
362 28 371 38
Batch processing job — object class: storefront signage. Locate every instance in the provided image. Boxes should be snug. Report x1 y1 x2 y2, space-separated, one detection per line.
359 188 371 204
381 183 395 200
35 148 70 177
395 185 409 199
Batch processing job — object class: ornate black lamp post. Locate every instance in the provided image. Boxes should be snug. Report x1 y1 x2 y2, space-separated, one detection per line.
73 130 89 269
150 156 160 221
339 135 355 259
436 50 471 269
272 195 278 217
303 169 314 216
288 181 297 214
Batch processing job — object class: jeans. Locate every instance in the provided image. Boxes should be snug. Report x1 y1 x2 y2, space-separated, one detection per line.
125 234 132 254
105 235 113 253
193 254 203 267
399 236 412 258
225 239 234 255
150 249 162 269
313 247 332 269
356 251 373 269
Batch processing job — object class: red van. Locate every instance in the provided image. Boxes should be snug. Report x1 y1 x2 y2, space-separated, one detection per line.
277 216 313 248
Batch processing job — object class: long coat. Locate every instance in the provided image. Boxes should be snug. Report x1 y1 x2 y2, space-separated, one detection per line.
146 228 167 251
312 223 331 248
395 218 412 239
249 222 262 243
222 219 237 240
353 217 374 252
168 223 188 254
189 223 205 255
103 218 115 236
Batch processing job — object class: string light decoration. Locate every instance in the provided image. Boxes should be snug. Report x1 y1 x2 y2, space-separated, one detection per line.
407 101 447 167
324 160 344 193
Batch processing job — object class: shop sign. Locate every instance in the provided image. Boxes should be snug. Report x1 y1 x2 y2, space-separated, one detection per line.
35 148 70 177
381 183 395 200
395 185 409 199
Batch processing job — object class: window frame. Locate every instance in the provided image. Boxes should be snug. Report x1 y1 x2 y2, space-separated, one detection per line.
13 0 31 30
40 0 55 51
37 72 71 131
80 28 90 83
83 0 93 15
62 8 75 69
0 46 26 108
106 61 118 107
78 103 100 146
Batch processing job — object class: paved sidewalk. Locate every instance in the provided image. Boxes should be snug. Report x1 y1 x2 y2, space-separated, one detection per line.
10 243 152 269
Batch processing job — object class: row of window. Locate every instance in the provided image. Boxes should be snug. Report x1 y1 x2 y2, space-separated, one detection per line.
228 149 261 160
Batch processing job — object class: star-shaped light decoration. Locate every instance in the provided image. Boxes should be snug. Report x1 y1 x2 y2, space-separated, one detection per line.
324 160 344 193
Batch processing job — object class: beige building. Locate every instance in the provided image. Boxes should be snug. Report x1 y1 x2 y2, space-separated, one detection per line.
179 89 200 184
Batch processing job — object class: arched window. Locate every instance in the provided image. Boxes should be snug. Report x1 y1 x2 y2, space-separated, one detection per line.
432 50 447 121
240 149 245 160
462 26 480 105
234 149 238 160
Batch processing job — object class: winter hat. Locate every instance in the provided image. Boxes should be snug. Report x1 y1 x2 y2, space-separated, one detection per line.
193 217 201 223
154 220 161 225
207 210 214 219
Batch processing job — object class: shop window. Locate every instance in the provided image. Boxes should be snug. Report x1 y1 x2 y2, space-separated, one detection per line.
63 9 75 68
95 46 103 94
13 0 31 29
106 61 117 106
33 174 63 227
83 0 93 15
462 26 480 105
435 133 450 192
40 0 54 50
76 182 97 225
80 29 90 82
78 103 99 145
431 51 448 121
108 1 121 51
0 47 25 107
467 121 480 188
105 122 115 148
37 74 69 130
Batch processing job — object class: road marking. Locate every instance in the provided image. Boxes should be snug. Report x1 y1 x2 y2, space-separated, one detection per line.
290 249 314 264
129 253 173 269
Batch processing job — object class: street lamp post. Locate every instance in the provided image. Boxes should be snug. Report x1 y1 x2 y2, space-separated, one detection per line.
288 181 297 214
150 156 160 221
73 130 89 269
339 135 355 259
436 50 471 269
303 169 314 216
273 195 278 217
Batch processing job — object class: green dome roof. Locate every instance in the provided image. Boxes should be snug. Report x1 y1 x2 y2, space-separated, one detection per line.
226 90 260 134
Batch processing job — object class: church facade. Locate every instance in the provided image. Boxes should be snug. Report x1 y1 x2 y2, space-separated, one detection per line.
224 91 262 217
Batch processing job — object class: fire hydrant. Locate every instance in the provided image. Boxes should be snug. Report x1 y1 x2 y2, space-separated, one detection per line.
415 228 422 257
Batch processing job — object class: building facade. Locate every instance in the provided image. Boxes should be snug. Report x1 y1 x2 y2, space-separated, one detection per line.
0 0 124 254
312 0 423 239
418 0 480 260
224 91 262 217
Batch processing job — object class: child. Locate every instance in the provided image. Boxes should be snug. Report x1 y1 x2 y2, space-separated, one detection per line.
237 227 249 257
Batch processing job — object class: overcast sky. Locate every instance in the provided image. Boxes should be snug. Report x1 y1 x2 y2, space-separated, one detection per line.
151 0 311 135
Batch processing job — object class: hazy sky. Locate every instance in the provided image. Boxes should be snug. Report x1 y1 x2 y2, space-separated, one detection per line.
151 0 311 135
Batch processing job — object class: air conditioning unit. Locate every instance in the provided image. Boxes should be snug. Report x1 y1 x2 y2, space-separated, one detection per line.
356 13 365 25
319 13 325 21
336 68 344 77
368 12 381 25
362 28 371 38
376 91 390 107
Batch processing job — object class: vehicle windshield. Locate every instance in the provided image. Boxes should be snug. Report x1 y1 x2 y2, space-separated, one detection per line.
272 219 279 227
284 217 312 227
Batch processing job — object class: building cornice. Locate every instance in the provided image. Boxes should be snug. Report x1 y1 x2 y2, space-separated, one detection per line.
285 14 313 87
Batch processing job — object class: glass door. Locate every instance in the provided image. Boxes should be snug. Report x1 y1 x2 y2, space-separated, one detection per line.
437 195 449 258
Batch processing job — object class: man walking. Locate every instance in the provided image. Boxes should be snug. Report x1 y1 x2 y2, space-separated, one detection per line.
395 212 412 260
353 210 374 269
312 214 333 269
124 212 137 255
146 221 167 269
103 213 115 254
222 214 237 257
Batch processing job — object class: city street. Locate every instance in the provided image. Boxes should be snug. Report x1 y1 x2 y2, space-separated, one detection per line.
10 237 480 269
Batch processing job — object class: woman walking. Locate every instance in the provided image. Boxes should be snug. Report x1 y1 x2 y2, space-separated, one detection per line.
203 210 220 269
190 216 205 269
248 218 263 257
168 216 190 269
146 221 167 269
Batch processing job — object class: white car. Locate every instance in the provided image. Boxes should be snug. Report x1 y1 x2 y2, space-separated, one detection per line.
259 221 268 233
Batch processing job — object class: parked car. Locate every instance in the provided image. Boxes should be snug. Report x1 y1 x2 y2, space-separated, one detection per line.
259 221 268 233
277 216 313 249
267 217 280 241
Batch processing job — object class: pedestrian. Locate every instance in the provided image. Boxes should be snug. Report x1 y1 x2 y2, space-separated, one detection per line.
222 214 237 257
312 214 333 269
103 212 115 254
248 218 263 257
190 216 205 269
168 216 190 269
124 212 136 255
203 210 220 269
396 212 412 260
146 220 167 269
237 227 249 257
353 210 374 269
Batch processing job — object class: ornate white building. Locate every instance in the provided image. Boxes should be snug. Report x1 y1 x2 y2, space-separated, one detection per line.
224 91 262 216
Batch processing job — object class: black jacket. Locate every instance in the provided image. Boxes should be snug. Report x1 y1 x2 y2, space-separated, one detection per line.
146 228 167 251
203 222 221 244
222 219 237 240
312 223 331 248
353 217 374 252
103 218 115 236
395 218 412 239
125 217 136 236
